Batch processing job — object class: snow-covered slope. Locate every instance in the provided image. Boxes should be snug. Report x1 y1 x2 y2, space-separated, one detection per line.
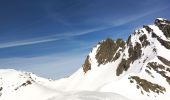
0 69 58 100
1 18 170 100
0 69 129 100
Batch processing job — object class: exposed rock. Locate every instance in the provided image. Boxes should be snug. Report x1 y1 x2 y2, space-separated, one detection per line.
112 51 121 61
145 69 154 78
127 35 132 46
15 80 32 91
95 38 125 66
139 34 147 41
152 32 170 49
0 87 2 91
153 48 157 52
26 80 32 85
116 59 130 76
147 62 170 85
155 18 170 38
157 38 170 49
116 42 142 76
157 56 170 66
129 42 142 61
143 25 153 33
83 38 126 73
139 34 150 47
116 38 126 49
82 55 91 73
96 38 116 65
129 76 166 94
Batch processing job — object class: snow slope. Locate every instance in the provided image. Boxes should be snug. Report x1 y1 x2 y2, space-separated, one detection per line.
0 69 129 100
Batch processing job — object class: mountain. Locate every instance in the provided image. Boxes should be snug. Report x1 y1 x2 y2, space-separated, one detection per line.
1 18 170 100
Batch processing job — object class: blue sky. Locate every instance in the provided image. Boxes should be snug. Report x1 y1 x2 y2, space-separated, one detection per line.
0 0 170 79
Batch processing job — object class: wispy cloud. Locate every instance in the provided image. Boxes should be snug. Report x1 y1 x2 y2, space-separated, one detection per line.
0 5 169 49
0 26 108 49
0 37 60 49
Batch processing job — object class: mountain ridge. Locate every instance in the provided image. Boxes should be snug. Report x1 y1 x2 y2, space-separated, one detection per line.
79 18 170 99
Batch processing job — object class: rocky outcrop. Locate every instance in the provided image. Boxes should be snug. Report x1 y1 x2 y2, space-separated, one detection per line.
129 76 166 95
139 34 150 47
157 56 170 66
152 32 170 49
14 80 32 91
147 62 170 85
155 18 170 38
82 56 91 73
116 59 130 76
116 41 142 76
0 87 2 96
143 25 153 33
128 42 142 62
95 38 125 66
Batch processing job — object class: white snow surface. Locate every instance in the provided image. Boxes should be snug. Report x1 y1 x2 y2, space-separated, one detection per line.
1 19 170 100
0 69 129 100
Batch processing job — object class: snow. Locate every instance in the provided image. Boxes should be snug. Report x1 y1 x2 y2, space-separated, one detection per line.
149 25 168 40
156 18 166 21
46 91 130 100
0 69 129 100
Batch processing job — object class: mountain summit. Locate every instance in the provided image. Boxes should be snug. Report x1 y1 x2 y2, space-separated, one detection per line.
1 18 170 100
80 18 170 99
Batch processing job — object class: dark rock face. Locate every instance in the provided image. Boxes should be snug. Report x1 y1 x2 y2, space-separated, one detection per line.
143 25 153 33
152 32 170 49
127 35 132 46
116 59 130 76
157 38 170 49
147 62 170 85
0 87 2 96
157 56 170 66
139 34 150 47
116 38 126 49
155 18 170 38
129 42 142 61
14 80 32 91
129 76 166 95
82 55 91 73
82 38 125 73
0 87 2 91
112 51 121 61
145 69 154 78
95 38 125 66
116 42 142 76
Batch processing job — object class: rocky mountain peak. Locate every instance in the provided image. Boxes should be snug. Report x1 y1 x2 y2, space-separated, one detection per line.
82 38 126 73
155 18 170 26
154 18 170 38
81 19 170 94
82 18 170 74
80 18 170 98
82 55 91 73
95 38 125 66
